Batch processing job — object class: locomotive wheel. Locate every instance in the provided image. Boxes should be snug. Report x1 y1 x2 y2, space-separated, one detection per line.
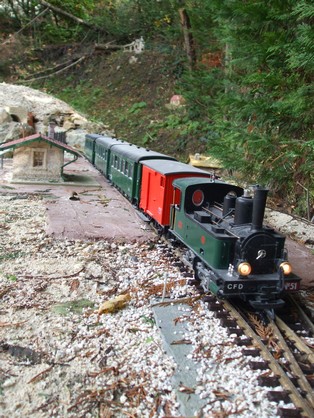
193 258 202 282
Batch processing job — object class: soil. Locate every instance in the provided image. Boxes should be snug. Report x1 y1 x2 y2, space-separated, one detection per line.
0 157 154 243
17 45 208 161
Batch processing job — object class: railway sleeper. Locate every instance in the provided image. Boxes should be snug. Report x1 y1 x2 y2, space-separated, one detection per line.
219 317 238 327
257 375 280 387
202 295 217 303
308 377 314 388
298 363 314 374
248 360 269 370
206 301 224 311
267 390 291 403
242 348 261 357
234 337 253 346
226 327 244 337
213 311 229 319
277 407 303 418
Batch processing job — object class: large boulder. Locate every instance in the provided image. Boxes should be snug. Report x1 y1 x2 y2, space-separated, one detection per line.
0 83 106 149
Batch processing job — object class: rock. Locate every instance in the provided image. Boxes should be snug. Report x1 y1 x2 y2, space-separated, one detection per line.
66 129 87 150
0 83 89 135
0 84 108 148
129 56 138 64
62 120 75 131
4 105 28 123
0 122 35 144
0 108 12 124
169 95 186 107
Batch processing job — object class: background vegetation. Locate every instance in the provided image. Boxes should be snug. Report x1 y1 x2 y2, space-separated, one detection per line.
0 0 313 217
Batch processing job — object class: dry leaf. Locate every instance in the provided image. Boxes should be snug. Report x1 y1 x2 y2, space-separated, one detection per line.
98 294 131 315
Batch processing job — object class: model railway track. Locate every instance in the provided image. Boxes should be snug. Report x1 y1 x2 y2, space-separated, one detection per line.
221 300 314 418
165 236 314 416
156 233 314 415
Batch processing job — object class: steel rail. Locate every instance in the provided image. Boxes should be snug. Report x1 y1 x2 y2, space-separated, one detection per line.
222 300 314 418
268 316 314 409
288 295 314 335
275 316 314 365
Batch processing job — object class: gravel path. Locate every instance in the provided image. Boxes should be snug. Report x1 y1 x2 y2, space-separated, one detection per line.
1 194 313 417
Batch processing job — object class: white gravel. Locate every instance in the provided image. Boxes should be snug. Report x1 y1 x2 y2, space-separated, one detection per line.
0 194 300 417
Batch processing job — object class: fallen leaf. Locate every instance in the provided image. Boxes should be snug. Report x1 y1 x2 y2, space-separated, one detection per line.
98 294 131 315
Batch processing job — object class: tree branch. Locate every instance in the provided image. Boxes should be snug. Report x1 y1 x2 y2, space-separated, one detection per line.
19 55 88 83
38 0 107 33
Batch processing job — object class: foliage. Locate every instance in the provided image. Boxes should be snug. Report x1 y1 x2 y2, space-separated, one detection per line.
180 0 314 213
1 0 313 215
0 0 95 43
129 101 147 114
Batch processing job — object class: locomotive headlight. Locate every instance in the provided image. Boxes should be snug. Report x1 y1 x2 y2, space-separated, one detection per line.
238 262 252 276
280 261 292 275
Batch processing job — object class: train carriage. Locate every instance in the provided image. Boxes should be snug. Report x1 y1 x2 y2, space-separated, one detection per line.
94 136 128 178
139 160 215 227
84 134 102 165
109 144 177 204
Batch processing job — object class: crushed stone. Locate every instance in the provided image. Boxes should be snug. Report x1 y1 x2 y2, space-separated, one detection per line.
0 195 305 418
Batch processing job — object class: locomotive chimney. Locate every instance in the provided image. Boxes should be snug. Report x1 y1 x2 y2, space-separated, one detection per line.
252 187 269 230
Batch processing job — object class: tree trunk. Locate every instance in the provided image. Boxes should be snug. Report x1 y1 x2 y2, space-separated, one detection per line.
178 8 196 70
38 0 107 33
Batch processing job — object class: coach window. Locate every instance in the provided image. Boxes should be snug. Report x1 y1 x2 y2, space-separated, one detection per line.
114 156 118 168
32 150 47 168
124 161 129 175
128 164 133 178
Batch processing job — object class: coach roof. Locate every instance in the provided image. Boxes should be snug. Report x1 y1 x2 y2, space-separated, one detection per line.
141 159 212 176
110 143 176 163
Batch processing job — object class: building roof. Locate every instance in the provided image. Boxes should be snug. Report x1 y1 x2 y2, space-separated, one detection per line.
0 133 81 157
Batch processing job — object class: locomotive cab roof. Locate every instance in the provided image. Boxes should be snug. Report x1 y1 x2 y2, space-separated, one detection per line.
172 177 244 212
173 177 243 194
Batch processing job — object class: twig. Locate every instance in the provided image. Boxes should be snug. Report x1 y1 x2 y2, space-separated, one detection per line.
0 319 28 327
22 267 85 280
0 285 14 298
151 294 203 307
28 365 54 383
23 56 86 80
20 56 87 83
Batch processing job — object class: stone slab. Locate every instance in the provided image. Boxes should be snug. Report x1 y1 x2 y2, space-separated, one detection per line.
152 299 207 416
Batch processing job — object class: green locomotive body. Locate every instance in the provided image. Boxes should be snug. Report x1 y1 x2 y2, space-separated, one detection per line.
170 178 301 309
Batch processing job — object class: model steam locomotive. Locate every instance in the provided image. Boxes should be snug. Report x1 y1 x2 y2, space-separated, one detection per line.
85 134 301 310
